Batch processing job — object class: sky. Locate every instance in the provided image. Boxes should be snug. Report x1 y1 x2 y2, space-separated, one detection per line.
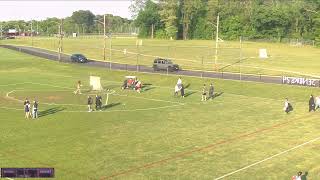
0 0 133 21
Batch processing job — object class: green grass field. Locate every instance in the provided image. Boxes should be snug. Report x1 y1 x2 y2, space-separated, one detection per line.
1 37 320 77
1 47 320 179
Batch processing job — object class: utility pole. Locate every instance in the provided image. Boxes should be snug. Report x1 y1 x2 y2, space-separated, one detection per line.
103 14 106 61
109 32 112 70
31 21 33 46
0 23 3 39
214 13 219 71
58 19 63 61
151 24 154 39
36 21 39 35
239 36 242 81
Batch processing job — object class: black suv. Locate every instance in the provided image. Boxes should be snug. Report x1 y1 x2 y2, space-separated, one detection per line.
153 58 180 72
71 54 88 63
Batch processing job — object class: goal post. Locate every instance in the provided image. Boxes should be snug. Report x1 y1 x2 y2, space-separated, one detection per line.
90 76 103 91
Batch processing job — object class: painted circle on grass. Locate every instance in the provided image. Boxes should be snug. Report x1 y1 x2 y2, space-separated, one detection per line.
4 88 184 113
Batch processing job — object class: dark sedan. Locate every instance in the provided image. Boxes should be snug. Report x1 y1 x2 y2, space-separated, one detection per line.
71 54 88 63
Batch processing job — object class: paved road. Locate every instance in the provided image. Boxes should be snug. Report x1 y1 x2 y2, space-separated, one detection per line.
0 44 283 84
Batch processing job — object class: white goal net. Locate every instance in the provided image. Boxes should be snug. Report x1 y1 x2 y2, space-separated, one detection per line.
90 76 103 91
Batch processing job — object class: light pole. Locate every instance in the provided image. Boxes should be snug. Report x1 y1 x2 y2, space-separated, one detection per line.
30 21 33 46
54 19 63 61
0 23 3 39
207 13 220 71
95 15 106 61
109 32 112 70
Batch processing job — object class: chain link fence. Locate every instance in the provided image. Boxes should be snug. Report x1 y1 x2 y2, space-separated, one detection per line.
1 36 318 80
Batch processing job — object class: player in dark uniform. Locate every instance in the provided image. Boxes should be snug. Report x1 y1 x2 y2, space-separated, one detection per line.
209 83 214 100
309 94 315 112
32 100 38 119
24 98 30 119
180 84 185 98
201 84 207 101
95 95 102 111
98 95 103 111
87 96 93 112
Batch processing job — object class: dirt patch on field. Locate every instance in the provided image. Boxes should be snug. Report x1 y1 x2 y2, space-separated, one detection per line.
45 96 62 101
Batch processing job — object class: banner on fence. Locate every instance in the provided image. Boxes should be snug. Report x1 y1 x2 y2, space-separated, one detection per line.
282 76 319 87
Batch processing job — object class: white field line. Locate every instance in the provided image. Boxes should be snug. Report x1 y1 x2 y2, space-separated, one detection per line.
0 106 22 111
3 83 184 112
61 103 184 113
0 102 183 113
112 93 184 105
214 136 320 180
1 80 301 105
101 80 290 103
6 90 86 107
28 82 74 90
0 82 30 87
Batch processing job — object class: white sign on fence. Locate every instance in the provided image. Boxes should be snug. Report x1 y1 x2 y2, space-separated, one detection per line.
282 76 319 87
259 49 268 59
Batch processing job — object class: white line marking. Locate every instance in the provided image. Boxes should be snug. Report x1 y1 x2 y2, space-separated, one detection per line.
113 93 183 104
214 136 320 180
0 103 183 113
0 82 29 87
2 83 185 113
0 106 22 111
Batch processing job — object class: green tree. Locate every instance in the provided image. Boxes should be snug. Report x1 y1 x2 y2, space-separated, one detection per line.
180 0 202 40
71 10 95 33
159 0 179 39
134 0 162 38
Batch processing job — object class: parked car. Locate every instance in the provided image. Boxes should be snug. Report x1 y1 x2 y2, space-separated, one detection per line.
71 54 88 63
153 58 180 72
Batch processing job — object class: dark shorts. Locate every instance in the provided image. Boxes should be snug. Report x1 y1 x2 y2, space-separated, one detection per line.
202 93 206 96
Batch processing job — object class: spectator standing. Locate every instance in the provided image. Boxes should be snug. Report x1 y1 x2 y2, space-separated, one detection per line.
32 100 38 119
209 83 214 100
284 98 293 114
292 172 302 180
201 84 207 101
177 77 182 88
309 95 315 112
87 96 93 112
180 84 185 98
315 96 320 110
24 98 30 119
95 95 102 111
174 84 180 96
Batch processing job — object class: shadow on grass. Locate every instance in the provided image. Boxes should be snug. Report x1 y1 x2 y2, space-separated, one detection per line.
102 102 121 110
104 84 119 90
184 90 196 97
39 107 65 117
212 92 224 99
142 86 156 92
184 83 190 89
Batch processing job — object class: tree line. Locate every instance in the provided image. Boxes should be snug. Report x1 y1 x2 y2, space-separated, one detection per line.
132 0 320 44
0 10 135 36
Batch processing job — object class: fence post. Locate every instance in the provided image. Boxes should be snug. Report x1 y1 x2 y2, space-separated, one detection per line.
136 44 139 72
201 56 204 78
259 73 262 81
